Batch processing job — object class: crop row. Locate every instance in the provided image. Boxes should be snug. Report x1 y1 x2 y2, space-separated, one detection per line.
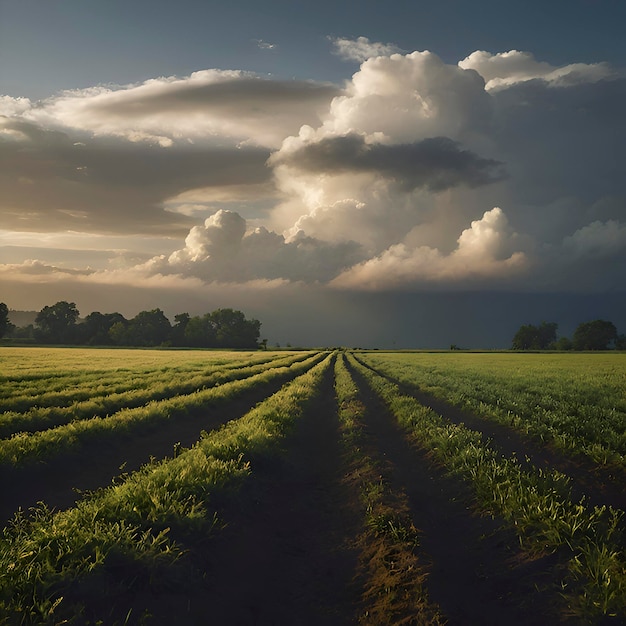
349 354 626 620
0 347 252 382
0 351 287 411
359 352 626 467
334 354 444 624
0 354 333 624
0 352 312 438
1 347 624 623
0 352 325 468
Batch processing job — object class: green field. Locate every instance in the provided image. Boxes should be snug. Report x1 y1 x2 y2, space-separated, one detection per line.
0 348 624 624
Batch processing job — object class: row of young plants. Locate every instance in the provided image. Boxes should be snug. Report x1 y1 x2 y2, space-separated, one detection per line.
0 352 325 468
348 353 626 622
359 352 626 468
0 347 249 382
0 354 333 624
0 352 311 438
334 354 444 625
0 351 281 410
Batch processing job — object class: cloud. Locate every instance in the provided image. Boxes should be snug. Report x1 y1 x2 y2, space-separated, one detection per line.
562 219 626 258
0 117 272 235
27 70 339 149
2 43 626 304
148 209 363 283
266 49 499 252
272 134 505 192
331 208 528 290
330 36 404 62
459 50 615 91
253 39 278 50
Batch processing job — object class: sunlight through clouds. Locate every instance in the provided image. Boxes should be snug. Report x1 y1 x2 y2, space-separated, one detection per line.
1 39 625 300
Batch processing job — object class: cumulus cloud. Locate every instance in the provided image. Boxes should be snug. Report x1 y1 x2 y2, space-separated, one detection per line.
2 43 626 300
144 209 363 283
562 219 626 258
331 208 528 290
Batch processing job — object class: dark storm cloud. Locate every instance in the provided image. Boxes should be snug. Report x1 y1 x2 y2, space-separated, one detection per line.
275 134 506 191
0 118 271 235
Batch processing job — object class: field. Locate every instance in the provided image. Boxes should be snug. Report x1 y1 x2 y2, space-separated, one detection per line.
0 347 625 625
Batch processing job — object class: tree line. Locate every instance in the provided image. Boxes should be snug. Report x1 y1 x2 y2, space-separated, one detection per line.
512 319 626 350
0 301 263 349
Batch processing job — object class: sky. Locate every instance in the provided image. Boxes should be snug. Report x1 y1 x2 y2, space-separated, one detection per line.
1 0 626 348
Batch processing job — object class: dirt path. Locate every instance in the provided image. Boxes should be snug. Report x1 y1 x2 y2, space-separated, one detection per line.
104 363 363 625
347 360 572 625
355 357 626 512
0 373 301 523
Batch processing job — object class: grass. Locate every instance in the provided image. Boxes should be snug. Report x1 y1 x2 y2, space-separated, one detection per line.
359 351 626 467
349 353 626 622
0 354 333 624
0 352 324 467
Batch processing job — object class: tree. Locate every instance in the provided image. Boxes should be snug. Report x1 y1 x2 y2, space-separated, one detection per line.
171 313 191 346
572 320 618 350
209 308 261 348
183 314 216 348
554 336 573 351
512 321 557 350
113 309 172 346
0 303 14 339
35 301 79 343
79 312 126 345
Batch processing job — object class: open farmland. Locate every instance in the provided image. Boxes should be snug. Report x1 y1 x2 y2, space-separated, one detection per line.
0 348 625 625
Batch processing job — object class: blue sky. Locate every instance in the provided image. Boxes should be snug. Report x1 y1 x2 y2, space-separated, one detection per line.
1 0 625 347
3 0 625 98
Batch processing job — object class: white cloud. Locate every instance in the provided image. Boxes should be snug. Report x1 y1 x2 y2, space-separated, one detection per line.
144 209 363 283
21 70 339 149
253 39 278 50
331 208 528 290
459 50 615 91
330 36 403 62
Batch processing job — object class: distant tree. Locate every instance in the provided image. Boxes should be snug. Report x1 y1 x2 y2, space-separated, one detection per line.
9 324 36 342
183 314 217 348
79 311 126 345
108 321 131 346
35 301 79 343
122 309 172 346
209 308 261 348
171 313 191 346
0 303 14 339
572 320 618 350
512 321 557 350
616 334 626 350
554 336 573 351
